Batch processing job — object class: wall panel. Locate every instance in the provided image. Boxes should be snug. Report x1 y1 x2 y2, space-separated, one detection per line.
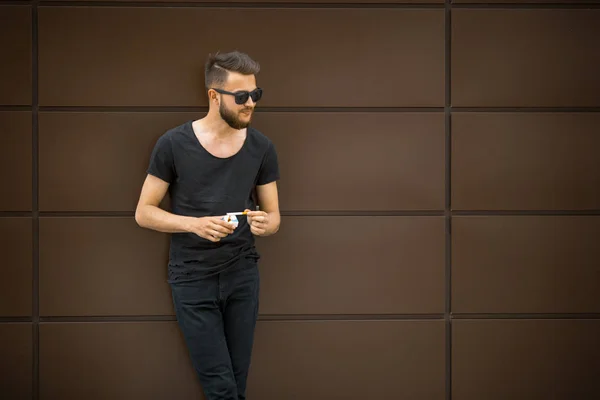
39 217 172 316
253 112 446 211
39 111 446 212
248 320 446 400
453 320 600 400
452 216 600 314
0 324 32 400
0 218 32 317
256 216 445 315
38 7 445 107
39 112 194 212
0 5 31 105
39 322 203 400
0 111 32 211
452 113 600 210
452 10 600 107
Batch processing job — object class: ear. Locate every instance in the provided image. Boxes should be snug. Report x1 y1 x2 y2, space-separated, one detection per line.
207 89 219 104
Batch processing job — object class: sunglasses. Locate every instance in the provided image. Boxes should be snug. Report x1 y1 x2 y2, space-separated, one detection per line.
212 88 263 105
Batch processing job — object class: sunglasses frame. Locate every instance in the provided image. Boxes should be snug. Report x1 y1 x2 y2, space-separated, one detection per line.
211 87 263 105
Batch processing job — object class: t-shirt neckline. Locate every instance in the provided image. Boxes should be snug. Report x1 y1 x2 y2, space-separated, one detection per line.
187 120 251 161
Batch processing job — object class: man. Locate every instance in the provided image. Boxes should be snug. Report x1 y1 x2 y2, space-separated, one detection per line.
135 51 280 400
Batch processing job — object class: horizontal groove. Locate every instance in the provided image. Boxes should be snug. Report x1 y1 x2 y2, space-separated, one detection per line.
283 210 444 216
452 3 600 10
38 1 445 9
453 313 600 320
35 106 600 113
40 315 177 322
260 107 443 112
453 210 600 216
0 212 33 217
259 313 445 321
0 317 33 323
0 1 33 5
452 107 600 113
0 105 33 111
40 106 206 113
38 211 135 217
37 314 445 323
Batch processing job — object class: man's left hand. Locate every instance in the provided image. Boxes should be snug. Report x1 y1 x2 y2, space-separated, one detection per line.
245 209 270 236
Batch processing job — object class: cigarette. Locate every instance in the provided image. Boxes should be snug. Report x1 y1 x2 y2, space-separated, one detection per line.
227 211 249 216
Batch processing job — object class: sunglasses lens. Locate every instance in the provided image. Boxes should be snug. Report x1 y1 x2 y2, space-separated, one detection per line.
235 93 249 104
231 88 262 104
251 88 263 102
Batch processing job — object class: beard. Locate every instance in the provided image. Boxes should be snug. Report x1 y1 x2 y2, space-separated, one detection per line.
219 102 253 130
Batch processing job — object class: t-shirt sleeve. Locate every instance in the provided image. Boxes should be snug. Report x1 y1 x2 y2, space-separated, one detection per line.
256 141 280 185
147 133 175 183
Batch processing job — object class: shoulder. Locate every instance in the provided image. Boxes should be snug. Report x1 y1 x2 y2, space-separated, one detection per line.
154 120 193 149
247 126 271 144
163 120 192 141
247 126 275 152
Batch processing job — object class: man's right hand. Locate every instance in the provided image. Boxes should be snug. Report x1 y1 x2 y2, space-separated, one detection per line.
187 216 236 242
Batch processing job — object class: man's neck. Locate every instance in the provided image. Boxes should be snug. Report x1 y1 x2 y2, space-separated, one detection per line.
194 112 241 140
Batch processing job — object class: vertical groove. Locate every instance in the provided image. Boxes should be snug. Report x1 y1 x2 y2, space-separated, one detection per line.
444 1 452 400
32 1 40 399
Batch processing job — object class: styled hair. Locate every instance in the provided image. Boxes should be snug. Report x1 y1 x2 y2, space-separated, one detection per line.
204 51 260 89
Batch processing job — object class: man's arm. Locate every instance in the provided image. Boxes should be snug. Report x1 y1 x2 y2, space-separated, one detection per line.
134 174 235 241
246 181 280 236
134 174 190 233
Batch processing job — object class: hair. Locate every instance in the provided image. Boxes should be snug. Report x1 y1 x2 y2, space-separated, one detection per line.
204 51 261 89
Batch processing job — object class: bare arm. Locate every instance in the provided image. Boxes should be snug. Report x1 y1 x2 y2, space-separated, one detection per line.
134 174 235 241
246 181 281 236
134 174 193 233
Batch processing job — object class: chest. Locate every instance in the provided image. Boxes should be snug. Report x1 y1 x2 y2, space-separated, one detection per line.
171 141 262 200
199 135 246 159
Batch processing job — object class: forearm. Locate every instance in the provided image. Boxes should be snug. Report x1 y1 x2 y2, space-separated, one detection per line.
135 204 194 234
264 211 281 236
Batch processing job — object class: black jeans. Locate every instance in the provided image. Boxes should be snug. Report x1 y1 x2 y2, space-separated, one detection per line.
170 256 260 400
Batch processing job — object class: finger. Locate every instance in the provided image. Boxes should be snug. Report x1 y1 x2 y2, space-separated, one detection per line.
211 222 234 234
211 229 228 238
219 222 237 232
250 225 265 235
252 215 268 226
206 233 219 242
210 225 230 235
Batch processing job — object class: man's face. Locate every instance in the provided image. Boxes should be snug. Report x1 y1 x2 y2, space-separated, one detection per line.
217 72 258 130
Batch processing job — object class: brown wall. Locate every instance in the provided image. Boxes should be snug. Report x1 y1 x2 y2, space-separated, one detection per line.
1 0 599 399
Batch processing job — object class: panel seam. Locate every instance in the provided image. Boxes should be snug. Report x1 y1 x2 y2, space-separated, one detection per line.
445 2 452 400
32 2 40 400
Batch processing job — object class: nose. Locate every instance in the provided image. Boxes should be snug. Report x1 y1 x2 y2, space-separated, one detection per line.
244 97 255 107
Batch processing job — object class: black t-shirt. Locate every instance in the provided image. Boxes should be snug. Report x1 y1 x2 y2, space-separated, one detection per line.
146 120 280 282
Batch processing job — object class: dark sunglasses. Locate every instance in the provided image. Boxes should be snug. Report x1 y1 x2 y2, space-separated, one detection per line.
212 88 263 105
